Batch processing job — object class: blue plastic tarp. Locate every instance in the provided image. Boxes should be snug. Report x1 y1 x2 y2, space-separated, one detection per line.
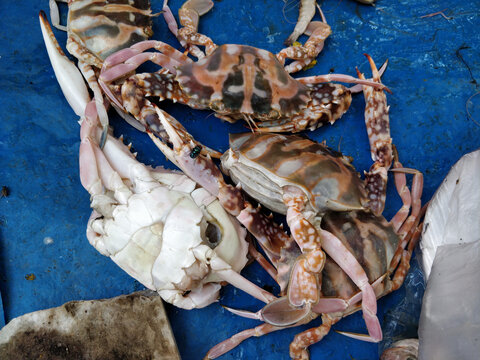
1 0 479 359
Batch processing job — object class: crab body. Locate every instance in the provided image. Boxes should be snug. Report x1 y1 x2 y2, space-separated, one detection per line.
221 132 367 215
112 43 353 132
100 41 390 135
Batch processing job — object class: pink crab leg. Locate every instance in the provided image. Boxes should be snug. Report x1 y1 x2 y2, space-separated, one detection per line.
279 5 331 74
39 11 90 118
290 313 342 359
177 0 217 58
297 72 391 92
208 256 277 304
225 273 387 326
282 187 326 307
248 242 278 281
319 228 382 341
101 52 182 81
389 148 424 232
206 323 286 359
284 0 317 46
162 0 205 59
100 40 192 85
357 54 393 216
105 40 192 68
162 0 179 36
349 59 389 93
388 169 424 275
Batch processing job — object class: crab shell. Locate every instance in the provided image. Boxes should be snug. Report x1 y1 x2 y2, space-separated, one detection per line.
66 0 154 68
87 130 248 310
175 44 312 121
221 132 368 216
320 210 399 300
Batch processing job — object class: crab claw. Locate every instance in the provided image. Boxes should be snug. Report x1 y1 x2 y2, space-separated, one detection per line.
149 106 226 197
39 11 90 117
40 10 109 148
224 296 312 326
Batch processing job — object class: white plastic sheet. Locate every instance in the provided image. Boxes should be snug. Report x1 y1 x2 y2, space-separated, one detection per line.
418 240 480 359
420 149 480 280
418 149 480 359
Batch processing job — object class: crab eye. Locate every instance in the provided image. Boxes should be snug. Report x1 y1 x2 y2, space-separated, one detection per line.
268 109 280 119
205 222 222 249
210 100 224 112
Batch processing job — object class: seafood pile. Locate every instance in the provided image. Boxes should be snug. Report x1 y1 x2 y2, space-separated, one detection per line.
39 0 424 359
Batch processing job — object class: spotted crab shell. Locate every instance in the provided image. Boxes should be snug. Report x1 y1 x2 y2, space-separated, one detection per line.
221 132 368 215
176 44 310 118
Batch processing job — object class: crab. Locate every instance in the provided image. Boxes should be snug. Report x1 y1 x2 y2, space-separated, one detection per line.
97 36 389 148
142 101 423 358
215 55 424 348
79 100 278 309
49 0 155 68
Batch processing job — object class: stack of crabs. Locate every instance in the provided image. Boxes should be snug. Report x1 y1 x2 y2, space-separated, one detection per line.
40 0 424 359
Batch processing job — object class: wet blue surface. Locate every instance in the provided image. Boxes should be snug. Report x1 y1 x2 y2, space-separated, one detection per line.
1 0 479 359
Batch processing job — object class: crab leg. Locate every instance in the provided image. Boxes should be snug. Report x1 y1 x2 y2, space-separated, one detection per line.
49 0 68 31
290 314 341 359
279 4 331 74
319 228 382 341
356 54 393 215
297 72 391 91
206 323 286 359
177 0 217 58
389 149 424 233
284 0 317 46
282 187 326 307
388 170 424 275
100 40 192 83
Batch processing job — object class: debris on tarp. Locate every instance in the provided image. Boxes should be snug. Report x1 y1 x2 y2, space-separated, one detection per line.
0 291 180 360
